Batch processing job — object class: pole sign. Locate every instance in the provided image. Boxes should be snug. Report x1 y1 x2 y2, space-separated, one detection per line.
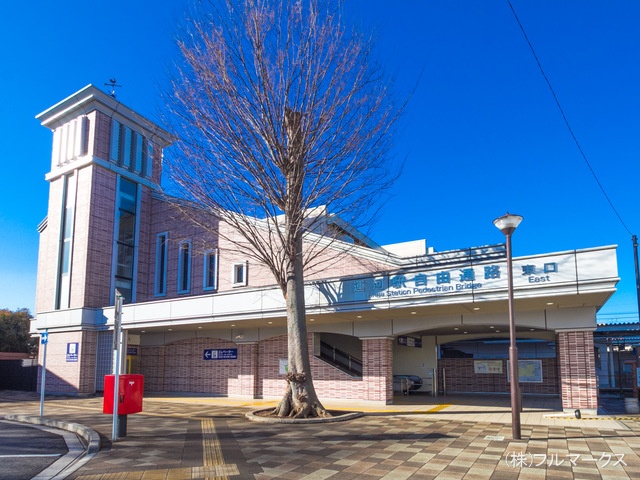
203 348 238 360
112 289 124 442
39 329 48 417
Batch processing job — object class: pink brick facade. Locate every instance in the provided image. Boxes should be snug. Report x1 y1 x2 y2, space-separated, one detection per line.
82 167 117 307
557 330 598 412
437 358 559 395
138 334 391 403
362 338 394 403
38 330 97 395
35 178 62 312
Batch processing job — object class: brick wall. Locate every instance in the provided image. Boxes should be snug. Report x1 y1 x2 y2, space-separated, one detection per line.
69 167 93 308
135 187 153 302
138 346 165 392
78 331 98 393
140 337 241 394
37 330 97 395
83 166 117 307
93 109 164 185
36 178 64 312
257 335 288 397
92 111 110 160
437 358 559 395
141 334 367 401
136 196 391 304
139 199 219 301
230 343 258 397
557 331 598 411
257 334 366 401
362 338 393 403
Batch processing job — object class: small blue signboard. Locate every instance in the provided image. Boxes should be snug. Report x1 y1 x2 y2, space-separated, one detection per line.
66 342 79 362
203 348 238 360
40 332 49 345
127 347 138 356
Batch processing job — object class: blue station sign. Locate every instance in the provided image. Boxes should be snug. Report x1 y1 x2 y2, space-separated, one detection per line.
203 348 238 360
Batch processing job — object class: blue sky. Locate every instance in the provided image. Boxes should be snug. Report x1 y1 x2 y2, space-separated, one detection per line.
1 1 638 322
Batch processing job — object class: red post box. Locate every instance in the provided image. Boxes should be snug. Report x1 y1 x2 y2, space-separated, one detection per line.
103 374 144 415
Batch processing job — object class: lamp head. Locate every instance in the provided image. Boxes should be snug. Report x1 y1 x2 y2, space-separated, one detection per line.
493 213 523 236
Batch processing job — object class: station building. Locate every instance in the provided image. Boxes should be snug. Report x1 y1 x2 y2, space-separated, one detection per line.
32 85 619 414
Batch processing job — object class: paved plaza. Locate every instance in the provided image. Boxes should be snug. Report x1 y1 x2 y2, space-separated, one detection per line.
1 391 639 479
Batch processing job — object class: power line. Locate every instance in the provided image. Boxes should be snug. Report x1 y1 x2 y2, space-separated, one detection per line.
506 0 633 236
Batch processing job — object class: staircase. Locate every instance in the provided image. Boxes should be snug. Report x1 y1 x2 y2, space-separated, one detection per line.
316 341 362 377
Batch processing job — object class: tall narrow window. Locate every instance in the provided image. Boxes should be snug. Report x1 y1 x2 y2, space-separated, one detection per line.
144 141 154 178
155 233 168 296
113 178 138 303
178 241 192 294
56 173 76 309
110 120 145 173
203 249 218 291
133 132 143 173
110 119 120 163
232 261 248 287
122 126 132 168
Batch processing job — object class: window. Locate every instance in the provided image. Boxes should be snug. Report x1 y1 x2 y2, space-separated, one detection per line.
109 120 150 177
154 233 168 296
203 249 218 291
134 132 143 173
232 261 248 287
145 141 154 178
110 119 120 163
178 241 192 293
56 173 76 309
122 126 132 168
113 177 138 303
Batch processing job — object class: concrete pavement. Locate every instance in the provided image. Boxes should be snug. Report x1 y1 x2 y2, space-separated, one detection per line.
1 391 639 479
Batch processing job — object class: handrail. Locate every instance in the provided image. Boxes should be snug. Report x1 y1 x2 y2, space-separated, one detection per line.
318 341 362 376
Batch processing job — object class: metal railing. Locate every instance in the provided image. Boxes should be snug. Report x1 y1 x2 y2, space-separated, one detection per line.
318 341 362 376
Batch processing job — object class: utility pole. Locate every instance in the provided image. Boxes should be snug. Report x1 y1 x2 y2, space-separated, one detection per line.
112 290 123 442
633 235 640 323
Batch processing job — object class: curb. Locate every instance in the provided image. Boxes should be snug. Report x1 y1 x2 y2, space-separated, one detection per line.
4 414 101 454
246 409 364 424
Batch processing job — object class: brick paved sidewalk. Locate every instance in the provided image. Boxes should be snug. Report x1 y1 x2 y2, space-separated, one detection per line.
1 391 639 479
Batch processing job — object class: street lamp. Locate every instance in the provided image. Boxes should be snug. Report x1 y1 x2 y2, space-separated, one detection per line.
494 213 523 440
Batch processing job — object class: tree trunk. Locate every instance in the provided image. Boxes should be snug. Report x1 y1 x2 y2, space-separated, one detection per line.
272 236 329 418
271 108 330 418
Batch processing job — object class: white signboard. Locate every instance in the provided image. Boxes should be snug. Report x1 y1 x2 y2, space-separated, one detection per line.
330 248 616 306
279 358 288 375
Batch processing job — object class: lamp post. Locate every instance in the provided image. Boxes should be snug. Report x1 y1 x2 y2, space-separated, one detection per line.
494 213 523 440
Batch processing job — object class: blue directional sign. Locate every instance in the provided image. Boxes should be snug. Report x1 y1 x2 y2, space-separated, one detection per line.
40 332 49 345
203 348 238 360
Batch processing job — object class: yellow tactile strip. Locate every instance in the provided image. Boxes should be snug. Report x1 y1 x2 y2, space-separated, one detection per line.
75 417 240 479
563 416 639 421
200 418 239 479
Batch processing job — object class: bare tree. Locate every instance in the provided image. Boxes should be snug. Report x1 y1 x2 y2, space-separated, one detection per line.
165 0 401 418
